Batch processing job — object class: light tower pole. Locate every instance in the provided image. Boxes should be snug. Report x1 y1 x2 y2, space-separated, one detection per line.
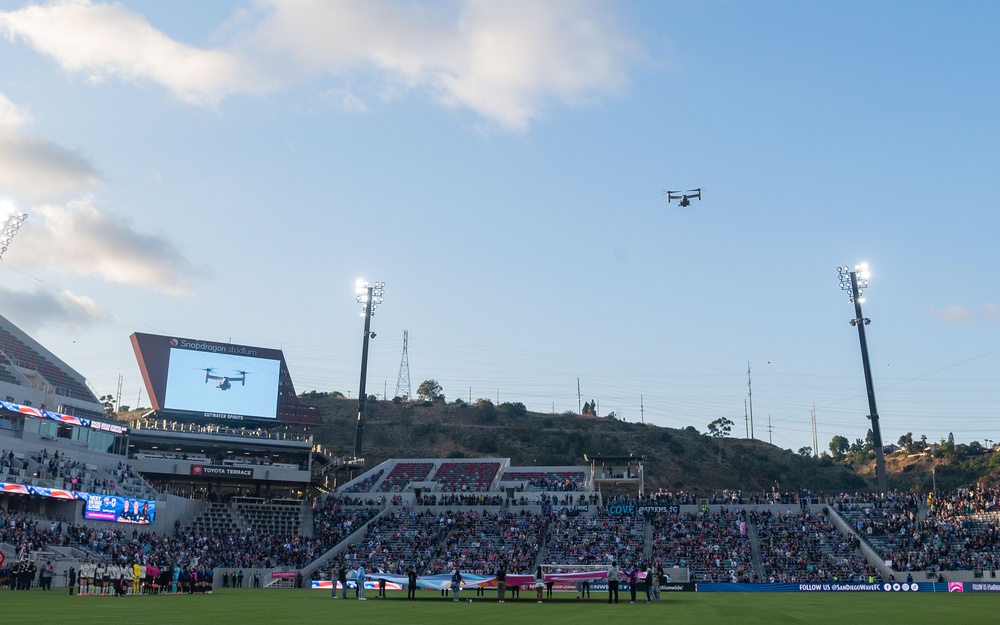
838 263 887 493
354 280 385 459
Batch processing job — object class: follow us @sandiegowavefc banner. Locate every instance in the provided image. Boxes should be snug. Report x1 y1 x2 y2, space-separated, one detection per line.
84 493 156 524
696 582 998 592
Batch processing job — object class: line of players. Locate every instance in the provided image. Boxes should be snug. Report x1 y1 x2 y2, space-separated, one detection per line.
73 559 213 595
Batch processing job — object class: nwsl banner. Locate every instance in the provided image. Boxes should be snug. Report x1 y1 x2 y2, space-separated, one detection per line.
2 480 155 524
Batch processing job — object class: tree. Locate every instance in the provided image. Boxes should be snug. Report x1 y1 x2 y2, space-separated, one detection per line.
829 435 850 459
798 446 812 457
98 394 116 416
500 401 526 417
707 417 734 438
897 432 913 452
416 379 445 403
474 398 497 422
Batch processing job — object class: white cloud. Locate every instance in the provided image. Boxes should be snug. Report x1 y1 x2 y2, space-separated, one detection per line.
931 304 1000 324
0 285 113 333
341 91 368 114
1 0 639 130
0 0 278 106
0 92 99 201
18 198 201 296
252 0 638 130
320 86 368 113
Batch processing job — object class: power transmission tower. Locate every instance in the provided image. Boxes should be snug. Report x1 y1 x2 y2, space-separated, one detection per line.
394 330 411 400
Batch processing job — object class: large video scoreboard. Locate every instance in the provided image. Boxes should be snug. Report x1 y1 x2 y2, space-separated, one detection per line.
131 332 320 426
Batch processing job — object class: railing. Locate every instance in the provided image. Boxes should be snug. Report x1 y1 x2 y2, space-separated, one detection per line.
132 418 311 442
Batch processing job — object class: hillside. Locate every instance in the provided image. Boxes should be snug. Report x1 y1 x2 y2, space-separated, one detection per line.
305 395 870 493
118 396 998 493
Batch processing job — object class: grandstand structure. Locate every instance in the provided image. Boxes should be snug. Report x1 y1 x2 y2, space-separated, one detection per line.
5 315 1000 592
0 313 105 419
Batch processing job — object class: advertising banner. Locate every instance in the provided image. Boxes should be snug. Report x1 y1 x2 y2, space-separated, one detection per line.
84 493 156 524
191 465 254 478
696 582 964 592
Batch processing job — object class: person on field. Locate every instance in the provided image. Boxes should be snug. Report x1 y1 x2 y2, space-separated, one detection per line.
534 566 545 603
451 568 463 602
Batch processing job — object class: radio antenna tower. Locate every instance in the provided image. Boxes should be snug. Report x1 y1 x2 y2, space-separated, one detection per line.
395 330 411 400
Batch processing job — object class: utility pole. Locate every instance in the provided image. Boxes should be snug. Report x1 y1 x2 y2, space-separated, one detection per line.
115 374 123 414
577 378 582 414
747 362 755 439
811 404 819 458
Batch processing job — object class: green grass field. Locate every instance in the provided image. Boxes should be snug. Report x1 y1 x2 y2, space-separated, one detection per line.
1 588 996 625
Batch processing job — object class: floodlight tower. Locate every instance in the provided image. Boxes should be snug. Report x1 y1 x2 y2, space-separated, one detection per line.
838 263 888 493
0 211 28 260
354 280 385 459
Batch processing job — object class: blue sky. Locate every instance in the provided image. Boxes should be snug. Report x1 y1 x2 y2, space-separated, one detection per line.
0 1 997 455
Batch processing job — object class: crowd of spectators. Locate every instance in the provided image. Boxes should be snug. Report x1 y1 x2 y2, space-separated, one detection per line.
501 471 587 492
649 508 755 582
417 493 504 507
544 510 645 567
332 510 453 575
0 496 380 574
0 510 65 555
0 449 154 498
754 508 871 582
839 488 1000 574
12 483 1000 585
647 489 700 505
424 510 546 575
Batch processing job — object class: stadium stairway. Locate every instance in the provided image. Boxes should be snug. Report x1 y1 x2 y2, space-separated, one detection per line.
825 506 895 581
297 506 392 581
644 517 655 562
745 518 766 581
301 506 315 536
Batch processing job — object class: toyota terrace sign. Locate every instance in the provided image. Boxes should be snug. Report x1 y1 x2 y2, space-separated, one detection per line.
191 465 254 478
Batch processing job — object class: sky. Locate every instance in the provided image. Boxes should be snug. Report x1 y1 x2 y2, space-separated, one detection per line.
0 0 998 456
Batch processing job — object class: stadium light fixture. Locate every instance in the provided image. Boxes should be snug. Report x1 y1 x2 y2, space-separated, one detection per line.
837 263 887 493
353 280 385 460
0 211 28 260
356 280 385 319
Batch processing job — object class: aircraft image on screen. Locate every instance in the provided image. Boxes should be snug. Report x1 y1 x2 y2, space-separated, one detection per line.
203 368 248 390
163 348 281 419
